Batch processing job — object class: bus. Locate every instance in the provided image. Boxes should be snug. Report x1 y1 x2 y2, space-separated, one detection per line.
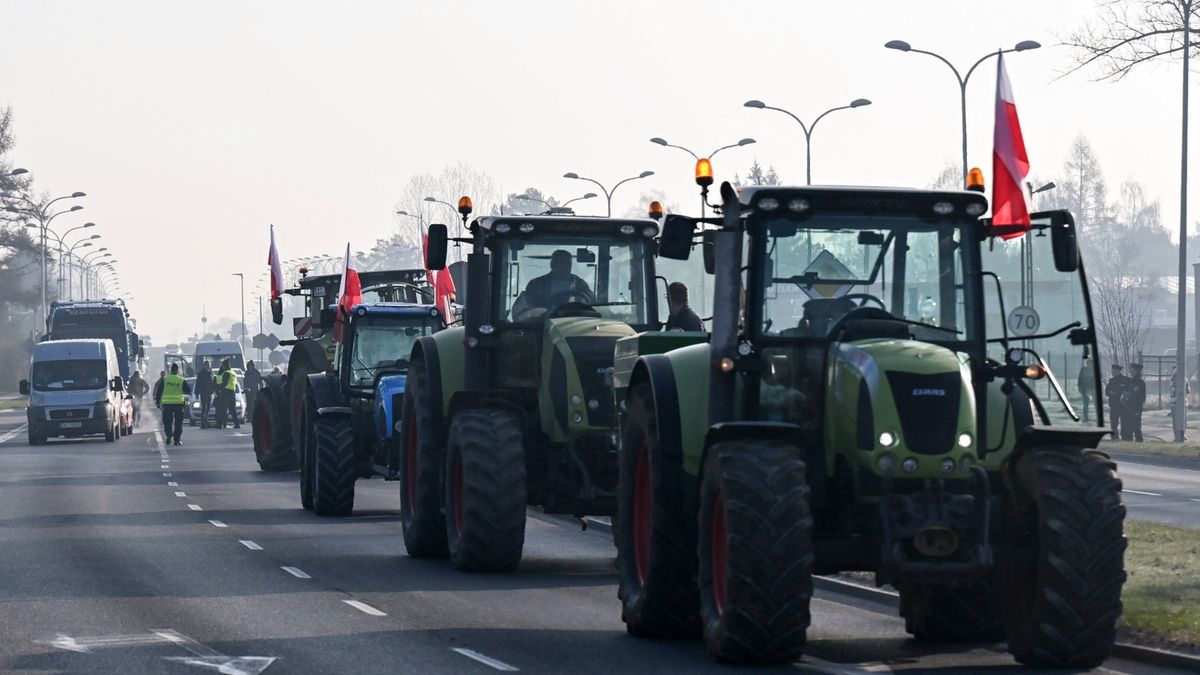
45 300 142 380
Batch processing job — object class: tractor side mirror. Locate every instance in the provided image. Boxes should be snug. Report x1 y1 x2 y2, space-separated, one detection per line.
702 231 716 275
1050 218 1079 273
271 296 283 325
576 248 597 264
18 379 29 396
658 214 696 260
426 224 449 271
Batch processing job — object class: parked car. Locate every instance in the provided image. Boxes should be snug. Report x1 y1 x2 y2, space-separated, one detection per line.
184 376 245 426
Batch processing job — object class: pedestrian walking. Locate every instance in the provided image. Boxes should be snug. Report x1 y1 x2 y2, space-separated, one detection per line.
214 359 240 429
1105 363 1129 440
195 361 214 428
128 370 150 425
1123 363 1146 442
153 363 191 446
243 361 262 418
1077 358 1095 424
664 281 704 332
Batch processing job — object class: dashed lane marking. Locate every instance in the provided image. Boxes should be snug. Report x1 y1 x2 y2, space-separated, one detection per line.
239 540 262 551
208 520 227 528
1191 498 1200 503
0 424 28 445
281 566 310 579
1123 489 1163 497
167 482 178 487
452 648 519 672
161 465 170 469
187 504 202 511
163 472 173 477
343 599 386 616
174 492 187 497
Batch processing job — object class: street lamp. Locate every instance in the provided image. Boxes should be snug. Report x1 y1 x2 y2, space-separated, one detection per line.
743 98 871 184
884 38 1041 183
3 185 87 331
232 272 246 354
561 172 653 217
649 137 755 213
512 192 597 213
424 196 473 254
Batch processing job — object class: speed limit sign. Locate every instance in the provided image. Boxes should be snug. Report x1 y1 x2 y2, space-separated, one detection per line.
1007 305 1041 337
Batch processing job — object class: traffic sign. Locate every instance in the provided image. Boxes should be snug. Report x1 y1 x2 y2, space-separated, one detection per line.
800 251 854 300
252 333 280 351
1007 305 1041 337
268 350 285 366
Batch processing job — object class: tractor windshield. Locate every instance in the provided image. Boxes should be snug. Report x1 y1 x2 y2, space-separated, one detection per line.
347 317 436 388
757 215 972 343
495 237 653 326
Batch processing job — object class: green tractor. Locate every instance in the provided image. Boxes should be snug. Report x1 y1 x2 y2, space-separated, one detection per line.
401 215 666 570
613 182 1124 667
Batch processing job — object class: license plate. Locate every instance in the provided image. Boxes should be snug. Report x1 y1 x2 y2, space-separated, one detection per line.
60 422 83 428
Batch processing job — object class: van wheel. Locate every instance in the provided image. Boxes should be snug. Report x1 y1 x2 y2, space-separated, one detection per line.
105 420 117 443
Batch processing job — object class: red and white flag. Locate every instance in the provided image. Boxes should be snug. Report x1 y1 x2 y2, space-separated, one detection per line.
992 52 1032 237
435 268 457 325
268 224 284 300
333 243 362 342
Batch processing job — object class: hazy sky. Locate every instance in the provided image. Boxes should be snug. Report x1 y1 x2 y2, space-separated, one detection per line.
1 0 1189 342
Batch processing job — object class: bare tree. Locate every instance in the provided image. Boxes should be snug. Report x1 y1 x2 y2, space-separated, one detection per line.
1061 0 1199 81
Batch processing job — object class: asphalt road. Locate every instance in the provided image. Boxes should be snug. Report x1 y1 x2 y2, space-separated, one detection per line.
1112 452 1200 529
0 409 1188 674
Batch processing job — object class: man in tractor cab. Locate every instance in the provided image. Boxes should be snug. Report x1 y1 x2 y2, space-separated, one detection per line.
511 248 594 320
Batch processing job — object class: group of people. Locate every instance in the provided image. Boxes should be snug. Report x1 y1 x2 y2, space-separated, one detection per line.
146 359 262 446
1104 362 1147 442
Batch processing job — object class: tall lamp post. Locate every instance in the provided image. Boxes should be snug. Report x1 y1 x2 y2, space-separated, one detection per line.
80 249 110 299
561 171 653 217
743 98 871 184
513 192 597 213
2 187 87 331
884 39 1040 183
232 273 246 353
649 137 755 215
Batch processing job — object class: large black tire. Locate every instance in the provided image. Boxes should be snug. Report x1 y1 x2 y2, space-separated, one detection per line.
253 390 297 472
899 581 1005 642
998 448 1126 668
28 431 44 446
105 418 117 443
615 383 700 638
399 356 449 558
312 417 356 516
298 401 316 511
698 440 813 664
444 408 526 572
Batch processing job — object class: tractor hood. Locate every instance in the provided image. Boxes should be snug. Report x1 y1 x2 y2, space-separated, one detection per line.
540 316 635 439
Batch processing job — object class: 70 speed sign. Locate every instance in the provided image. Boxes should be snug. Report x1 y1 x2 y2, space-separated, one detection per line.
1007 305 1041 337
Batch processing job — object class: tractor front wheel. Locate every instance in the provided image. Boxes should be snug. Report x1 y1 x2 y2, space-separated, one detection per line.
998 448 1126 668
444 408 526 572
698 439 813 664
311 417 356 516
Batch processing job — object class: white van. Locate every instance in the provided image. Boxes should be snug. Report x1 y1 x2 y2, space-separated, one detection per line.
19 339 127 445
193 340 246 376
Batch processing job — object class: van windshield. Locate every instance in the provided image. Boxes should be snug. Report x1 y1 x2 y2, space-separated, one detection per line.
32 360 108 391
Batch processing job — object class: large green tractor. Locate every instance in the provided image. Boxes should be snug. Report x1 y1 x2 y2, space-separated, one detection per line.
613 182 1124 667
401 215 664 571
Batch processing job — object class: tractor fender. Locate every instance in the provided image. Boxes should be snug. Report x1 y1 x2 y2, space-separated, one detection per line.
410 336 446 444
305 372 348 418
1003 424 1108 482
627 355 700 525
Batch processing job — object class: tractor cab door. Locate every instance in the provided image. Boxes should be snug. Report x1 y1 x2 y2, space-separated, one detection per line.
979 209 1103 455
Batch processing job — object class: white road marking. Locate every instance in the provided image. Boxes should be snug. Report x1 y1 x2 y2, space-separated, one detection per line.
174 491 187 497
1191 498 1200 503
1123 489 1163 496
343 599 386 616
163 472 173 477
281 566 310 579
208 520 227 528
161 464 170 469
452 648 519 671
239 540 263 551
187 504 202 511
167 481 178 487
0 423 28 445
39 630 276 674
154 431 164 449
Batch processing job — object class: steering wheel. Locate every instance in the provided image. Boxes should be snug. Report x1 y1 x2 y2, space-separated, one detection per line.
826 306 897 341
549 301 602 319
841 293 886 309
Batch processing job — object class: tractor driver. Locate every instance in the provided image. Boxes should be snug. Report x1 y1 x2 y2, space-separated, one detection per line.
512 249 594 321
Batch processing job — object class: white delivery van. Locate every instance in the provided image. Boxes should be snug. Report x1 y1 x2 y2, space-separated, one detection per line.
19 339 126 445
193 340 246 376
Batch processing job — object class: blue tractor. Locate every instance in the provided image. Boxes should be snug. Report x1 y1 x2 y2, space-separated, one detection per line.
298 302 444 516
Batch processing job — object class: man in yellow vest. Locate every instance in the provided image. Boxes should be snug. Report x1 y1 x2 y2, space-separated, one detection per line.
153 363 192 446
214 359 241 429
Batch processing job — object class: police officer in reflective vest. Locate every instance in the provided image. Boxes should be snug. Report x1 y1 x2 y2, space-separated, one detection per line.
153 363 192 446
214 359 241 429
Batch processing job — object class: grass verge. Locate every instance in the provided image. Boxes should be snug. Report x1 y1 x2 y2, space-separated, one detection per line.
1101 440 1200 461
0 397 26 412
1120 520 1200 650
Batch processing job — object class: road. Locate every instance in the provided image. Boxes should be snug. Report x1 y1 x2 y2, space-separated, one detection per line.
0 409 1188 674
1112 452 1200 529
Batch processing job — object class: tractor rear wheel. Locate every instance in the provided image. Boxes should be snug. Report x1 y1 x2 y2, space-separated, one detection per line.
253 390 297 472
615 383 699 639
998 448 1125 668
444 408 526 572
399 357 448 558
899 581 1005 642
298 400 316 511
698 439 812 664
311 417 356 516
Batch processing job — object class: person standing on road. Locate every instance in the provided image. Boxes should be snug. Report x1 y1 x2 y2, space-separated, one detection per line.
1123 363 1146 442
153 363 191 446
195 361 214 428
1077 358 1095 424
1105 363 1130 440
664 281 704 332
243 361 262 418
127 370 150 425
214 359 240 429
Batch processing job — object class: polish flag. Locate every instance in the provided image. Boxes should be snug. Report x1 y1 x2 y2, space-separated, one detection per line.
435 268 457 325
992 52 1032 238
268 224 284 300
333 243 362 342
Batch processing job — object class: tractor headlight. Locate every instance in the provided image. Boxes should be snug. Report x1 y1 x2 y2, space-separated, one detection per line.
519 222 535 233
495 222 511 233
787 198 810 213
877 453 896 474
902 458 919 473
932 201 954 215
757 197 780 211
642 226 658 237
940 458 956 473
570 394 582 406
571 412 583 424
478 324 495 335
957 432 972 448
878 431 899 448
965 202 986 217
587 399 599 411
619 224 636 235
